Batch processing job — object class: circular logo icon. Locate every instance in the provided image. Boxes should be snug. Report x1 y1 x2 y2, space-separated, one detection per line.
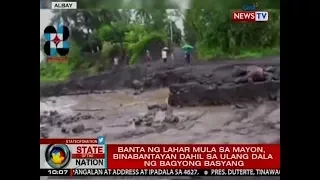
45 144 71 169
43 25 70 56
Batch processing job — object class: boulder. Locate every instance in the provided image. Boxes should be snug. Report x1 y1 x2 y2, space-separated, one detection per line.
92 126 102 133
162 109 179 123
61 127 70 134
154 111 166 122
132 80 143 90
147 103 168 111
133 89 143 95
235 77 249 84
49 110 59 117
40 124 50 138
72 124 85 134
264 66 276 73
132 118 143 126
144 110 157 118
168 80 280 107
232 66 247 77
246 66 265 82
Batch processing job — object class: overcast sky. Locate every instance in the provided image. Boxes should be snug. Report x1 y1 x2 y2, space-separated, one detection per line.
40 0 190 61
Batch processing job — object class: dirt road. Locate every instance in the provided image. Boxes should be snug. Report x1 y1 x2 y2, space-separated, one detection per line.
148 48 279 72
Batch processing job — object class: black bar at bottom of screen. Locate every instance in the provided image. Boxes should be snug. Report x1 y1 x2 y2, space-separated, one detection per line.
40 169 280 176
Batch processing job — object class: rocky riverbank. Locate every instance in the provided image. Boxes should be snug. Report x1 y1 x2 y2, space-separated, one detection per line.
167 65 280 107
41 57 279 97
41 58 280 109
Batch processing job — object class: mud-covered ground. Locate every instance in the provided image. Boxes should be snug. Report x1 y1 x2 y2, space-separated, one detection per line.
40 56 280 180
41 88 279 143
40 89 279 180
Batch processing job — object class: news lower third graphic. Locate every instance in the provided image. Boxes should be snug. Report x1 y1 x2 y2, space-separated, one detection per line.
45 144 71 169
43 24 70 62
40 136 107 170
40 139 280 176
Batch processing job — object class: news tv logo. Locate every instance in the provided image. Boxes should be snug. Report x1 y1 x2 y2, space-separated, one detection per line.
232 11 268 22
43 24 70 62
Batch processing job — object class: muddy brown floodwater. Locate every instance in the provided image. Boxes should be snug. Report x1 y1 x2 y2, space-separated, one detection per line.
40 88 280 180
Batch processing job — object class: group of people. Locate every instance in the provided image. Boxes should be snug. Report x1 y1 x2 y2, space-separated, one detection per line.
145 47 191 65
112 47 192 67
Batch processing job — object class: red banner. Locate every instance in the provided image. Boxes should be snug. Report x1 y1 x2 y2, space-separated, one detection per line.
107 144 280 169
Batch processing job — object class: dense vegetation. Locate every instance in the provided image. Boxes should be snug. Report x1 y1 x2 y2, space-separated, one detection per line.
40 0 280 82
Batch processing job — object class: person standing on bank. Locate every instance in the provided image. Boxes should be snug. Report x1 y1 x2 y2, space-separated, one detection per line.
146 50 151 64
162 47 168 63
113 56 119 66
182 44 193 65
111 56 119 73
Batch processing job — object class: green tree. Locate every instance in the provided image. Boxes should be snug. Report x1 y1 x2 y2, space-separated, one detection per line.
41 0 279 83
99 21 130 62
183 0 280 60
